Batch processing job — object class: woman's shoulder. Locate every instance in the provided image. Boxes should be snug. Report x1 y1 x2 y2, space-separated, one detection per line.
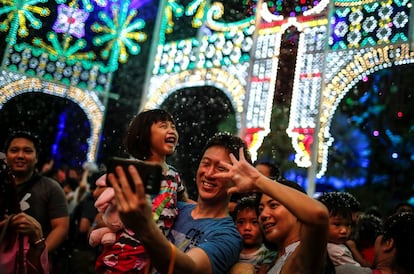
335 264 372 274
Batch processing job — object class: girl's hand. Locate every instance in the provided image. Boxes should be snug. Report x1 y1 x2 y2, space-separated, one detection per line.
213 148 262 195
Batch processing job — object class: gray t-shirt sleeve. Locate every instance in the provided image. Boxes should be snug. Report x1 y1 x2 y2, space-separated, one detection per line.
47 178 70 218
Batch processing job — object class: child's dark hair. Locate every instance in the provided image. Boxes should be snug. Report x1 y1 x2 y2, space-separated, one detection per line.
393 201 414 214
317 192 353 220
202 132 252 164
351 213 383 250
124 109 176 160
341 192 362 213
4 130 41 155
232 195 260 221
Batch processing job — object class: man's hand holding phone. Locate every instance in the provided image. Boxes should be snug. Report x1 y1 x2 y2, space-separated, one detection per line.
107 159 155 236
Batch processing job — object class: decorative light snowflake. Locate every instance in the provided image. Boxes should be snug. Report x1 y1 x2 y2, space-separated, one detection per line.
32 32 96 61
93 0 108 7
0 0 50 45
91 0 147 71
186 0 205 28
164 0 184 34
53 4 89 38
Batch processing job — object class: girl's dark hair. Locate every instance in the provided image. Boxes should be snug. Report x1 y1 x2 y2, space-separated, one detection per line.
124 109 176 160
202 132 252 164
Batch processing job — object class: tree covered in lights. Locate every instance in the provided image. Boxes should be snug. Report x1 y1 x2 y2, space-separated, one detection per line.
257 63 414 213
326 64 414 212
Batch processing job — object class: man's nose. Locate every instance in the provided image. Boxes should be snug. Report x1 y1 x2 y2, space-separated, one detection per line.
205 166 215 177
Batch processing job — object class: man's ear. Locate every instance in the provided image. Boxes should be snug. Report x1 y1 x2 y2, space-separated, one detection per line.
383 237 395 252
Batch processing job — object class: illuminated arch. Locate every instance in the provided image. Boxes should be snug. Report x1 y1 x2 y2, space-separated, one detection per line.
0 70 104 162
142 68 246 129
317 43 414 177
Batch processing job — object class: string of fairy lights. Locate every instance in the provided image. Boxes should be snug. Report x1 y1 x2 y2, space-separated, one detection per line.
0 70 104 162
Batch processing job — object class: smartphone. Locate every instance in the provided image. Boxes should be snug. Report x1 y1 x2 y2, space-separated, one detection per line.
106 157 162 195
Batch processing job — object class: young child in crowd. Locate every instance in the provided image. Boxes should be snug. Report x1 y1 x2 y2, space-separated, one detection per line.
317 191 361 267
346 213 383 267
232 195 277 273
336 211 414 274
91 109 186 273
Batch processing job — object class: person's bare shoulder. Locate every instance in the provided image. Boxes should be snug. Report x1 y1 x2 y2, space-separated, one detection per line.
335 264 372 274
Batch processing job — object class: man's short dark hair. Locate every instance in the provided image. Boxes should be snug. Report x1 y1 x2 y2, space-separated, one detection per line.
202 132 252 164
4 131 40 154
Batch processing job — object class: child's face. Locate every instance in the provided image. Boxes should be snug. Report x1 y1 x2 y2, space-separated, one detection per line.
150 120 178 158
236 208 263 248
328 215 352 244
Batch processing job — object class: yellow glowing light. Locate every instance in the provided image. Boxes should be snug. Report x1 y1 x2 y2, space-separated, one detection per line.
0 70 104 162
143 68 245 129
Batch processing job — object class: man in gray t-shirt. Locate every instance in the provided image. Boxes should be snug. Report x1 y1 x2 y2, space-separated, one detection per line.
5 131 69 253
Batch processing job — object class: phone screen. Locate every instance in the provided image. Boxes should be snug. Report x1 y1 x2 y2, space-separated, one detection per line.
106 157 162 195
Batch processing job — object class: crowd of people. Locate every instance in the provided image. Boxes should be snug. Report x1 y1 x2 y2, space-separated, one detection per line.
1 108 414 274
